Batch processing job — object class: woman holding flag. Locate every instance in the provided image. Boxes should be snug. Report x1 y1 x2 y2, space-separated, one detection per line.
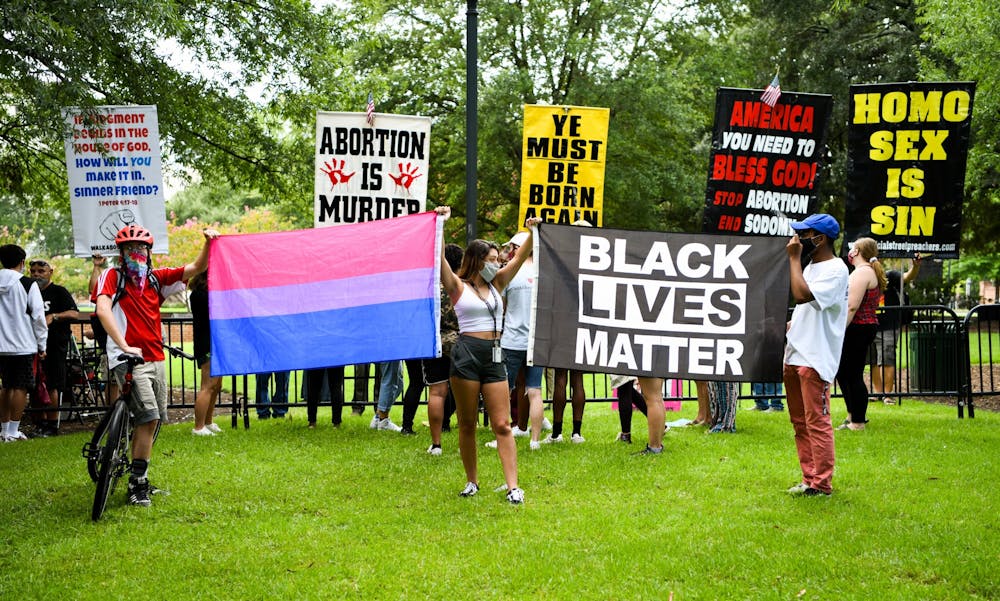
434 206 541 505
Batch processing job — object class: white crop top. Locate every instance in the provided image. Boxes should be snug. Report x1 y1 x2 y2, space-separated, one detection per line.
454 282 503 334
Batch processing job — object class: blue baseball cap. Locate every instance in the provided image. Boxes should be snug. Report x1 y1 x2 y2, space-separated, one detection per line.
789 213 840 239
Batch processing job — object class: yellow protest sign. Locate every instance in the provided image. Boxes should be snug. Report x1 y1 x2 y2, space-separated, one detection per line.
518 105 609 227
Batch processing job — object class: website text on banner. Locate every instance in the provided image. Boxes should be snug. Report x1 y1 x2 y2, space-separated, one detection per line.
529 223 790 381
844 81 975 259
63 105 168 256
703 89 833 237
518 105 609 227
314 111 431 227
207 212 442 376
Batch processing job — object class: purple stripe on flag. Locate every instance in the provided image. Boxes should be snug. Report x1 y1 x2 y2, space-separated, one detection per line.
209 267 434 321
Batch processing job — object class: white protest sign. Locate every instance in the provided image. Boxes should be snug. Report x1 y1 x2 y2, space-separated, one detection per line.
63 105 167 255
314 111 431 227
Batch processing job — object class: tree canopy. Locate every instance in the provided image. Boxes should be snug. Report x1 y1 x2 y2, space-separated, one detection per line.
2 0 996 290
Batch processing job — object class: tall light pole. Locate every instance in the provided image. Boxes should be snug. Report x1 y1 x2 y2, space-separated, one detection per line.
465 0 479 244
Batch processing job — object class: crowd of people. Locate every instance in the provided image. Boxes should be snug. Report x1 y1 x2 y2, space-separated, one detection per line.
0 210 923 505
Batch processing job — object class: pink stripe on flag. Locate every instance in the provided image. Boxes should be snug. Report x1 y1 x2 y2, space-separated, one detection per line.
209 212 438 292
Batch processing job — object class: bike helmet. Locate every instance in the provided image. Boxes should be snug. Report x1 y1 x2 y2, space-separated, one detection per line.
115 224 154 248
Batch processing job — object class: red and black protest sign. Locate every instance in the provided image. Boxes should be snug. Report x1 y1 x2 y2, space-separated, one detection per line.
702 88 833 237
529 223 790 381
844 82 975 258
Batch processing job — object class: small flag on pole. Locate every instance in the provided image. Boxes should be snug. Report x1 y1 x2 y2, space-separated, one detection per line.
761 74 781 107
366 92 375 127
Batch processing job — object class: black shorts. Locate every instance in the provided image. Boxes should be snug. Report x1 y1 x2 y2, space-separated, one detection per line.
450 335 507 384
0 355 35 390
43 355 68 391
422 356 451 385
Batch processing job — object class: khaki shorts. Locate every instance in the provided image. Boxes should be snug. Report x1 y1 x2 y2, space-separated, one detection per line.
112 360 167 425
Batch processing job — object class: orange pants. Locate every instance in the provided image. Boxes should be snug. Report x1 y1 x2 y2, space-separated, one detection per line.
783 363 836 494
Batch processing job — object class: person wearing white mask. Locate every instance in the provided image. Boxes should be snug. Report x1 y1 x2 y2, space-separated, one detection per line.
434 206 540 505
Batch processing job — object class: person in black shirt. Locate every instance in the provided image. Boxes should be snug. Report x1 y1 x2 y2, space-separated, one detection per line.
29 259 80 437
189 270 222 436
870 254 922 398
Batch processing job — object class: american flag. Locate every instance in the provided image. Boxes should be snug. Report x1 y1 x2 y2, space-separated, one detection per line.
761 74 781 107
366 92 375 127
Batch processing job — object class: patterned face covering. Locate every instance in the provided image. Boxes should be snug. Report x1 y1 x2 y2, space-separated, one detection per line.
123 249 150 291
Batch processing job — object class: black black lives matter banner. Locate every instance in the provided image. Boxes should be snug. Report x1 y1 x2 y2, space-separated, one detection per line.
703 88 833 237
844 82 974 259
529 224 790 381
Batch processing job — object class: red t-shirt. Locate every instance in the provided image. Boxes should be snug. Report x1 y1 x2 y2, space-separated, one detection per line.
97 267 185 367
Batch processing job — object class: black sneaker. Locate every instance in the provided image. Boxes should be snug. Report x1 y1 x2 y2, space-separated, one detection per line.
636 444 663 455
127 478 152 507
400 427 416 436
803 487 831 497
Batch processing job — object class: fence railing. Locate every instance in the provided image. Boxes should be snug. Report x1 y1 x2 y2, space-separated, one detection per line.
36 304 994 427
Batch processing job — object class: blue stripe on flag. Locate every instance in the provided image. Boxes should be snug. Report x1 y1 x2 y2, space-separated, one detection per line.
210 298 439 376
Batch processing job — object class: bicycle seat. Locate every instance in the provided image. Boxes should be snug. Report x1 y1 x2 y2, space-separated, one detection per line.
116 353 145 366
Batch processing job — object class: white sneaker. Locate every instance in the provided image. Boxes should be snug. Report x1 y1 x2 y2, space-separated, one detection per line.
571 433 586 444
377 417 402 432
787 482 809 495
426 445 442 456
7 431 28 441
541 417 553 431
459 482 478 497
192 427 215 436
529 440 541 451
484 439 498 449
206 423 222 434
541 434 563 444
511 426 530 438
369 415 380 429
506 487 525 505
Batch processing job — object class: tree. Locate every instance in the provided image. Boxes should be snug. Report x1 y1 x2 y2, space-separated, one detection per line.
0 0 330 252
307 0 739 241
918 0 1000 260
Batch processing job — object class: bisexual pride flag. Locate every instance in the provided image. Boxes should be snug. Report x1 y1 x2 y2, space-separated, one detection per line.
208 212 442 376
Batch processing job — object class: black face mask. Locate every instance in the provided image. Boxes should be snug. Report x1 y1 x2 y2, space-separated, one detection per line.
800 235 821 256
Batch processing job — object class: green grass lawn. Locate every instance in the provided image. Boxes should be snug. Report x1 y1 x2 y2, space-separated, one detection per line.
2 400 998 599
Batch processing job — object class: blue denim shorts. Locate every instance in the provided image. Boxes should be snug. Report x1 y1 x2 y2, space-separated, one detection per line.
502 348 543 389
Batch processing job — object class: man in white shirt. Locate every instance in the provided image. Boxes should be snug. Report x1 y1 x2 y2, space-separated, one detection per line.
0 244 48 442
782 214 849 497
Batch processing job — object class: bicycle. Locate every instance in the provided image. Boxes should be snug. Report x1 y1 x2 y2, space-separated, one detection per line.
82 344 193 484
82 352 143 521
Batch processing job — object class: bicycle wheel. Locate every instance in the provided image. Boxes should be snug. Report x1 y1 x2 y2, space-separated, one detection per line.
83 407 115 482
91 401 129 522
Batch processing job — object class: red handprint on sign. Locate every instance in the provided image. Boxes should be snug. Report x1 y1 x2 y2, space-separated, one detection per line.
320 159 356 188
388 162 423 193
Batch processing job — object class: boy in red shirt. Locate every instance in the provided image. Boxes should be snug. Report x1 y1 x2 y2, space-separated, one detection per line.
96 224 218 507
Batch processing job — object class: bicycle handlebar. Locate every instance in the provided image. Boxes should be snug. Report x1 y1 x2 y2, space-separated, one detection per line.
163 344 195 362
115 353 145 366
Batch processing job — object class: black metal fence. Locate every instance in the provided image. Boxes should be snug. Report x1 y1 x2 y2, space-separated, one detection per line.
34 304 995 428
